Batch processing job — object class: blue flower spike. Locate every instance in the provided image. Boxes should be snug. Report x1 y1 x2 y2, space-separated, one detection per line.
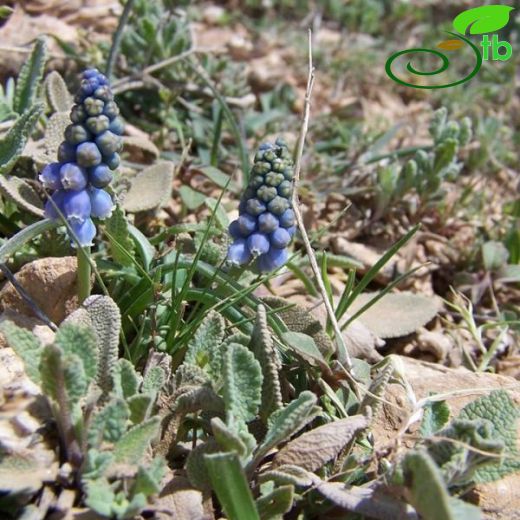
227 138 295 272
40 68 123 247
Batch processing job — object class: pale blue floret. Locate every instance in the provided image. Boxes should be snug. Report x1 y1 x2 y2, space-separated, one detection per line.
69 218 96 248
63 189 91 222
247 233 270 256
89 188 114 219
227 239 252 265
60 163 87 191
39 163 62 190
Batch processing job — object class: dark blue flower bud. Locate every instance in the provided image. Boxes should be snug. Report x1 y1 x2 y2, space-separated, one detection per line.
84 97 105 116
76 142 102 167
93 85 113 102
237 213 257 236
277 180 292 198
103 101 120 119
63 189 91 222
69 218 96 247
228 219 241 239
80 78 99 97
96 131 122 156
245 198 266 216
60 163 87 191
88 164 113 188
83 68 99 79
257 185 277 202
227 239 252 265
270 227 291 249
247 233 270 256
58 142 76 163
286 225 296 237
108 117 125 136
265 172 284 187
267 196 289 215
258 142 273 151
105 153 121 170
271 158 285 172
258 212 279 233
86 115 110 135
279 208 295 228
264 150 276 162
89 188 114 219
39 163 62 190
70 104 87 124
65 124 90 145
252 162 271 175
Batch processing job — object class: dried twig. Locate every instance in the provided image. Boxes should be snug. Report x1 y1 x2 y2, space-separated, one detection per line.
291 30 353 371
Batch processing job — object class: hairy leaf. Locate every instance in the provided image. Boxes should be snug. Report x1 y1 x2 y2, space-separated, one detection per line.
316 482 417 520
83 295 121 394
348 292 439 338
0 103 42 176
458 390 520 482
273 414 369 471
128 393 154 424
113 417 160 465
54 323 98 382
44 71 73 112
205 452 260 520
184 311 225 378
259 464 319 488
43 111 70 160
0 175 44 216
420 400 450 438
211 417 248 458
84 477 115 517
122 161 174 212
263 296 334 356
133 457 166 496
104 205 136 267
249 305 282 422
255 391 318 464
0 321 42 384
113 358 142 398
88 398 129 445
14 37 47 114
256 484 294 520
403 449 481 520
223 343 263 428
142 366 165 394
186 440 220 491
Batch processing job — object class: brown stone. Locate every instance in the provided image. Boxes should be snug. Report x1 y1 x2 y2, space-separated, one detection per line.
0 257 80 324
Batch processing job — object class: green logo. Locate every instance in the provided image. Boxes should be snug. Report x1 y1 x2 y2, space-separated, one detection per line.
385 5 515 89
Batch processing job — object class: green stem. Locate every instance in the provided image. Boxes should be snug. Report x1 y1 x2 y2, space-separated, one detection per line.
105 0 135 80
77 246 91 304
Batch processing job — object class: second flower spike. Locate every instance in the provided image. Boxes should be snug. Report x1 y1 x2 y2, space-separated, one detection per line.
227 138 296 272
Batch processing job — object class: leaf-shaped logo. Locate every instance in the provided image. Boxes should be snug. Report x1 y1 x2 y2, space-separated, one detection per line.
453 5 515 35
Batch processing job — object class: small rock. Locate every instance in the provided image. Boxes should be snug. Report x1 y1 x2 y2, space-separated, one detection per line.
0 256 81 324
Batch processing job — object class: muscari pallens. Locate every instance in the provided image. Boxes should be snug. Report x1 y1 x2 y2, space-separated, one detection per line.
40 68 124 246
228 138 296 272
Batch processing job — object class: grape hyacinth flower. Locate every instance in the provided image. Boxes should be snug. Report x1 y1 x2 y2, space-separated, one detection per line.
39 68 123 247
227 138 296 272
